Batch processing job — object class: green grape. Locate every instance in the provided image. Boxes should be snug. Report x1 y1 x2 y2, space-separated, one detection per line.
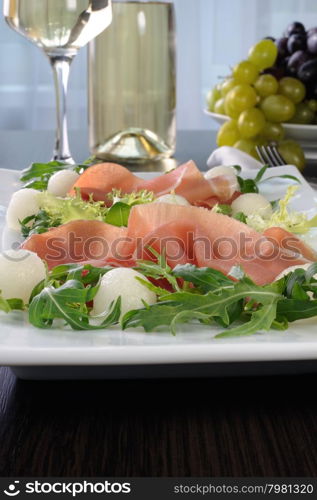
279 77 306 104
237 108 266 138
261 122 285 141
217 120 240 147
278 140 306 171
207 86 221 112
308 99 317 112
288 103 315 124
248 39 278 70
220 78 238 97
214 98 226 115
225 84 257 114
233 60 259 84
254 74 279 97
260 95 295 122
234 139 259 159
224 94 241 118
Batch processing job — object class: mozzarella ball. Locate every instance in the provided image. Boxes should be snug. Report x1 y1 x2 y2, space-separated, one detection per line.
231 193 273 219
93 268 157 318
6 188 40 231
274 263 316 281
47 169 80 197
155 194 191 206
204 165 237 180
0 249 46 302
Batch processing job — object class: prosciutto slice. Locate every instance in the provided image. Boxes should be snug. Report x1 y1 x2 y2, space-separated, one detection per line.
69 161 237 204
22 204 314 285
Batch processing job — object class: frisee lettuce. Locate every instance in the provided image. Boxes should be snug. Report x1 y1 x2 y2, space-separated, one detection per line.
107 189 155 206
20 188 156 236
247 186 317 234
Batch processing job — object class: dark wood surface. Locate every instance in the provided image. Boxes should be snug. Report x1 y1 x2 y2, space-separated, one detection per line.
1 366 317 477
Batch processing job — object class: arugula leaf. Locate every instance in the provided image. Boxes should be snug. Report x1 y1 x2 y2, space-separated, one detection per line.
254 165 269 183
216 302 278 338
277 299 317 322
135 248 181 292
20 210 62 238
237 166 300 197
29 263 113 301
122 281 282 335
121 303 184 332
28 279 120 330
105 202 131 227
263 174 301 184
172 264 233 293
20 161 91 191
237 177 259 194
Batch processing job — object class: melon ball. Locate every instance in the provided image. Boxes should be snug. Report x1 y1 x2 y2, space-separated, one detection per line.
231 193 272 219
204 165 237 179
47 169 80 197
6 188 40 232
93 268 157 318
0 249 46 302
155 194 191 206
204 166 239 193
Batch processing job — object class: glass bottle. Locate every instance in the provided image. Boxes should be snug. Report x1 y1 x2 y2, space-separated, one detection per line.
88 0 176 163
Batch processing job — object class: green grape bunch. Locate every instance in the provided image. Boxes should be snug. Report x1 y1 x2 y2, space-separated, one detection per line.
207 22 317 171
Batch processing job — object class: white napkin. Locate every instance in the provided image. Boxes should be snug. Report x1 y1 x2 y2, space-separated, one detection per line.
206 146 316 210
207 146 263 172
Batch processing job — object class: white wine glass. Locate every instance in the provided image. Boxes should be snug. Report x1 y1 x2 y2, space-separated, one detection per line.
4 0 112 164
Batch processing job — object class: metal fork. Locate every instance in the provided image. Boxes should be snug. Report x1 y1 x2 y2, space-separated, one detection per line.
256 144 287 166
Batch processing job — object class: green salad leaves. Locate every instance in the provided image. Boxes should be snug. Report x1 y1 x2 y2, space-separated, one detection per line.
2 253 317 339
20 188 155 237
20 159 94 190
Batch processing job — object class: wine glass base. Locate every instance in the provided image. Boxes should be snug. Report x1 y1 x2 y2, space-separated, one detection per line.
52 156 76 165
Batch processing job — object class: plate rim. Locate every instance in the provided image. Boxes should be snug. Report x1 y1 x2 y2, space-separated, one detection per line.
203 109 317 131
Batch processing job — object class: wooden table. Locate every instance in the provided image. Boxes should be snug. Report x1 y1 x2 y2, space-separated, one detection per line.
1 130 317 477
1 367 317 476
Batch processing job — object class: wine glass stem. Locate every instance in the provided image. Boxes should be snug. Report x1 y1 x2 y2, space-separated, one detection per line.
49 56 74 164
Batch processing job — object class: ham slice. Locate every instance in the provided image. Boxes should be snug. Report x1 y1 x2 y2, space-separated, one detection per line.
69 161 237 204
264 227 317 262
125 204 312 285
22 204 315 285
22 220 131 270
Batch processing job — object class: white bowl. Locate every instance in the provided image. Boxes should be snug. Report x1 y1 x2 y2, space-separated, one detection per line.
204 110 317 144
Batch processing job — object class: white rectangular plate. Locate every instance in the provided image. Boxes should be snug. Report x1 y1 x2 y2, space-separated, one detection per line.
1 167 317 380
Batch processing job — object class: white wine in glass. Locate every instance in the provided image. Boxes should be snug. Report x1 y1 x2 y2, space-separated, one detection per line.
4 0 112 164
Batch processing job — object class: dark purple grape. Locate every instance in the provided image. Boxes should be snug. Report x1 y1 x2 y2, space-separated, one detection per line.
287 50 311 75
262 66 285 80
307 32 317 54
277 55 288 70
276 37 289 58
284 21 306 37
287 34 307 54
297 59 317 83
